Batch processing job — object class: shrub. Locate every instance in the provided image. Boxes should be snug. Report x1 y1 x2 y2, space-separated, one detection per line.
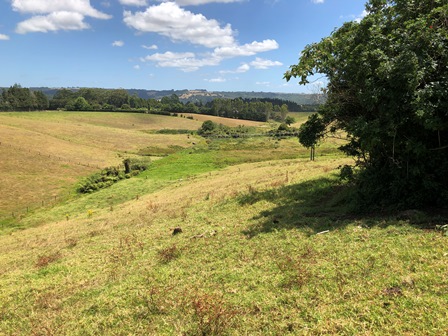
77 158 151 193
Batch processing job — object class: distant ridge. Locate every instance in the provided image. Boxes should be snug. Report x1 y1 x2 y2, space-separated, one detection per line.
24 87 320 105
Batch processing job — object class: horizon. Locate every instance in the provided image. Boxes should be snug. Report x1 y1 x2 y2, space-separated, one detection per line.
1 85 320 96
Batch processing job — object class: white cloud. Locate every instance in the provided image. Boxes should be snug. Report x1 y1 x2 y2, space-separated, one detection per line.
142 44 158 50
341 10 369 23
12 0 111 19
256 81 270 85
141 51 220 72
205 77 226 83
16 11 89 34
311 0 324 4
129 3 278 72
250 57 283 69
236 63 250 73
112 40 124 47
123 2 235 48
159 0 243 4
134 65 140 70
12 0 111 33
214 39 279 58
142 51 196 62
220 63 250 74
0 34 10 40
119 0 148 6
140 41 280 72
355 10 368 23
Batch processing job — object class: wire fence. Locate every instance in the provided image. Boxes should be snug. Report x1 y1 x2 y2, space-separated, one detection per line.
0 140 107 223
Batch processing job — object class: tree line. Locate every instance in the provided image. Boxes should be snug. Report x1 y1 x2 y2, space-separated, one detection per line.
0 85 316 122
0 84 49 111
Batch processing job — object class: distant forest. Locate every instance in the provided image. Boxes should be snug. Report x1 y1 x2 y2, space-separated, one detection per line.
0 84 320 122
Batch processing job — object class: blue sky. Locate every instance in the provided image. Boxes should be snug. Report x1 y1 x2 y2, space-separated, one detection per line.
0 0 366 93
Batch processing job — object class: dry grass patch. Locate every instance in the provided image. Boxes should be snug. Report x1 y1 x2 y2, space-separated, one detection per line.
0 112 199 220
180 113 266 127
0 143 94 218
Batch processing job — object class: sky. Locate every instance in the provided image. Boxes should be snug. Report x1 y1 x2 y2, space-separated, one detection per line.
0 0 367 93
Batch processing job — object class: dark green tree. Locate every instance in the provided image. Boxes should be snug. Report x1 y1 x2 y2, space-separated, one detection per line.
50 89 76 110
284 0 448 208
2 84 33 111
108 89 129 109
32 91 49 110
198 120 217 134
66 97 91 111
284 115 296 126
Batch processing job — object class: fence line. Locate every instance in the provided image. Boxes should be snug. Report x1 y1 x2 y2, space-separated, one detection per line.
0 140 107 223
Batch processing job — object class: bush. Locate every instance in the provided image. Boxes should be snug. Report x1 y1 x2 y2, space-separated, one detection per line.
77 158 151 193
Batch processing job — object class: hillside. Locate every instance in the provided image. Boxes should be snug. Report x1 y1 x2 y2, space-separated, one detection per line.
0 112 447 335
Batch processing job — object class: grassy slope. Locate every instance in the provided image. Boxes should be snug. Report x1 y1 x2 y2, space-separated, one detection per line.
0 112 201 219
0 112 447 335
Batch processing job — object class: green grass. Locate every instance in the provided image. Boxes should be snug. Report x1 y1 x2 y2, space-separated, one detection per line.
1 112 446 335
1 169 446 335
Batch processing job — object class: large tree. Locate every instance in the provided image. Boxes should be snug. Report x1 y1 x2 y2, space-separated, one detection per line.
285 0 448 208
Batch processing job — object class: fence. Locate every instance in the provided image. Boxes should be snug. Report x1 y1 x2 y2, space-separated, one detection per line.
0 140 105 223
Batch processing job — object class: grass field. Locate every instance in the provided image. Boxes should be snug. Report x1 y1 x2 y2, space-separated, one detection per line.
0 111 446 335
0 112 204 219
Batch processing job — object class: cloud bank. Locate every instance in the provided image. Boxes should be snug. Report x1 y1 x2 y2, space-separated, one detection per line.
12 0 111 34
127 2 279 71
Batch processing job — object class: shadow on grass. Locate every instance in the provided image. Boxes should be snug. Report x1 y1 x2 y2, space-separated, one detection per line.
239 177 445 237
239 177 355 237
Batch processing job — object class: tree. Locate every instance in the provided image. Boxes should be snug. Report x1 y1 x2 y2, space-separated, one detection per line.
284 115 296 126
2 84 33 111
66 97 90 111
284 0 448 208
33 91 49 110
108 89 129 109
198 120 217 134
280 104 289 122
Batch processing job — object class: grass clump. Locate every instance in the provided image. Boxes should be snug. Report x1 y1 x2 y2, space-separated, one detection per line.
157 244 181 264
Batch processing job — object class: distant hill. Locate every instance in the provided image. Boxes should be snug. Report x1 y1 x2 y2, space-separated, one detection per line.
22 87 321 105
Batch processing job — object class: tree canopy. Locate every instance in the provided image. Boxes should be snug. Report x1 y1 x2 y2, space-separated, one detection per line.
285 0 448 208
0 84 49 111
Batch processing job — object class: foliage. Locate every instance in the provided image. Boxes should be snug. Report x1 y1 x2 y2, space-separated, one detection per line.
154 129 192 135
297 113 326 149
0 84 48 111
284 115 296 125
285 0 448 208
77 158 150 193
197 120 256 138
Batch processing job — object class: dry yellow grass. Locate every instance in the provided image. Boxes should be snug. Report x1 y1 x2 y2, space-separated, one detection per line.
179 113 266 127
0 112 199 219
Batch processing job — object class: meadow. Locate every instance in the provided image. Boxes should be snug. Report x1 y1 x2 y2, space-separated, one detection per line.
0 111 446 335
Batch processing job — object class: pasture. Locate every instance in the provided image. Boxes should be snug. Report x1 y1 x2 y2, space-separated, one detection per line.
0 112 201 219
0 111 446 335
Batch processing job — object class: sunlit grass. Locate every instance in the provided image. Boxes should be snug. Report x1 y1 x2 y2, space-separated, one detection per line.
0 153 446 335
1 111 446 335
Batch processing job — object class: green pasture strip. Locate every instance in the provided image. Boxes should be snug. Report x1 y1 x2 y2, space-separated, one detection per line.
6 136 342 232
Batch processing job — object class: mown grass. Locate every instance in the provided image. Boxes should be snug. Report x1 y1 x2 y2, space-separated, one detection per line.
1 111 446 335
